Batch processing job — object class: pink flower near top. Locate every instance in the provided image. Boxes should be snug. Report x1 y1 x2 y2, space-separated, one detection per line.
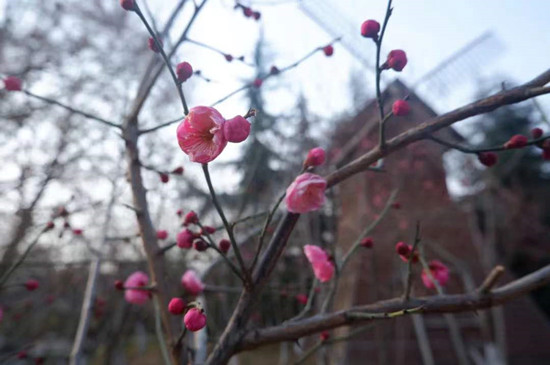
303 245 334 282
177 106 228 163
285 173 327 213
421 260 450 289
124 271 150 305
181 270 205 296
303 147 326 168
184 308 207 331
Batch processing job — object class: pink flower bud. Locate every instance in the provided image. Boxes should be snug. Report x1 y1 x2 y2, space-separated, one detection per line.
148 37 163 53
224 54 233 62
193 239 208 252
72 229 83 236
171 166 184 175
504 134 528 149
253 78 263 88
201 226 216 235
285 173 327 213
114 280 124 291
320 331 330 341
120 0 134 10
478 152 498 167
253 11 261 20
391 202 401 210
295 294 308 305
156 230 168 240
46 221 55 230
395 241 410 256
3 76 22 91
323 45 334 57
176 209 183 217
25 279 39 291
243 7 253 17
303 147 326 168
218 239 231 253
176 229 194 249
177 106 228 163
160 173 170 183
184 308 207 332
181 270 205 296
531 128 543 139
392 99 410 116
124 271 150 305
385 50 407 71
184 211 199 225
303 245 334 282
360 20 380 39
176 62 193 83
360 237 373 248
168 298 186 315
421 260 450 289
223 116 251 143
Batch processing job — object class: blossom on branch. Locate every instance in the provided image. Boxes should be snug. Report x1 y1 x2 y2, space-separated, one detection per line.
285 173 327 213
124 271 150 305
184 308 207 331
303 245 334 282
181 270 205 296
421 260 450 289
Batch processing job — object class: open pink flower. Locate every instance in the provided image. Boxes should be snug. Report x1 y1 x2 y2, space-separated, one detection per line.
421 260 450 289
124 271 150 305
285 173 327 213
303 245 334 282
177 106 228 163
184 308 207 331
181 270 205 296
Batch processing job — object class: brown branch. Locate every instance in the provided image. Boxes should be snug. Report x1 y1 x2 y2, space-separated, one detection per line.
428 134 550 154
478 265 505 294
238 263 550 351
326 77 550 188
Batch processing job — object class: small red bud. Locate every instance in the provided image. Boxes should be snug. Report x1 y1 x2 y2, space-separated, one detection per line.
385 50 407 72
3 76 22 91
224 54 233 62
168 298 186 315
46 221 55 230
184 211 199 225
184 308 207 332
17 351 28 359
35 357 45 365
391 202 401 210
253 78 263 88
478 152 498 167
171 166 184 175
320 331 330 341
504 134 528 149
323 45 334 57
120 0 135 10
303 147 326 168
270 66 280 75
156 230 168 240
253 11 261 20
160 173 170 183
360 20 380 39
360 237 374 248
176 62 193 83
201 226 216 235
295 294 308 305
114 280 124 291
243 7 253 17
148 37 163 53
392 99 410 116
395 242 410 256
531 128 543 139
176 209 183 217
218 239 231 253
193 239 208 252
25 279 39 291
72 228 83 236
176 229 194 249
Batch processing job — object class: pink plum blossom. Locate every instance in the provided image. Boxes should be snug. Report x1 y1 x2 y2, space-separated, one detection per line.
223 116 251 143
124 271 150 305
285 173 327 213
421 260 450 289
177 229 194 249
181 270 205 296
303 245 334 282
177 106 228 163
303 147 326 168
184 308 207 331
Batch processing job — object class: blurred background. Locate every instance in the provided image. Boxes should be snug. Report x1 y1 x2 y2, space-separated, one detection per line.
1 0 550 364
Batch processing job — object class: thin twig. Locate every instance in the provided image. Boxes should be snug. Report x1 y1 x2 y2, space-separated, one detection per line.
478 265 505 294
376 0 393 149
201 163 251 287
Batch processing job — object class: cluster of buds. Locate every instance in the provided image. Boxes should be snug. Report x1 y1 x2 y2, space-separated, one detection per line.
236 3 261 21
168 297 206 332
